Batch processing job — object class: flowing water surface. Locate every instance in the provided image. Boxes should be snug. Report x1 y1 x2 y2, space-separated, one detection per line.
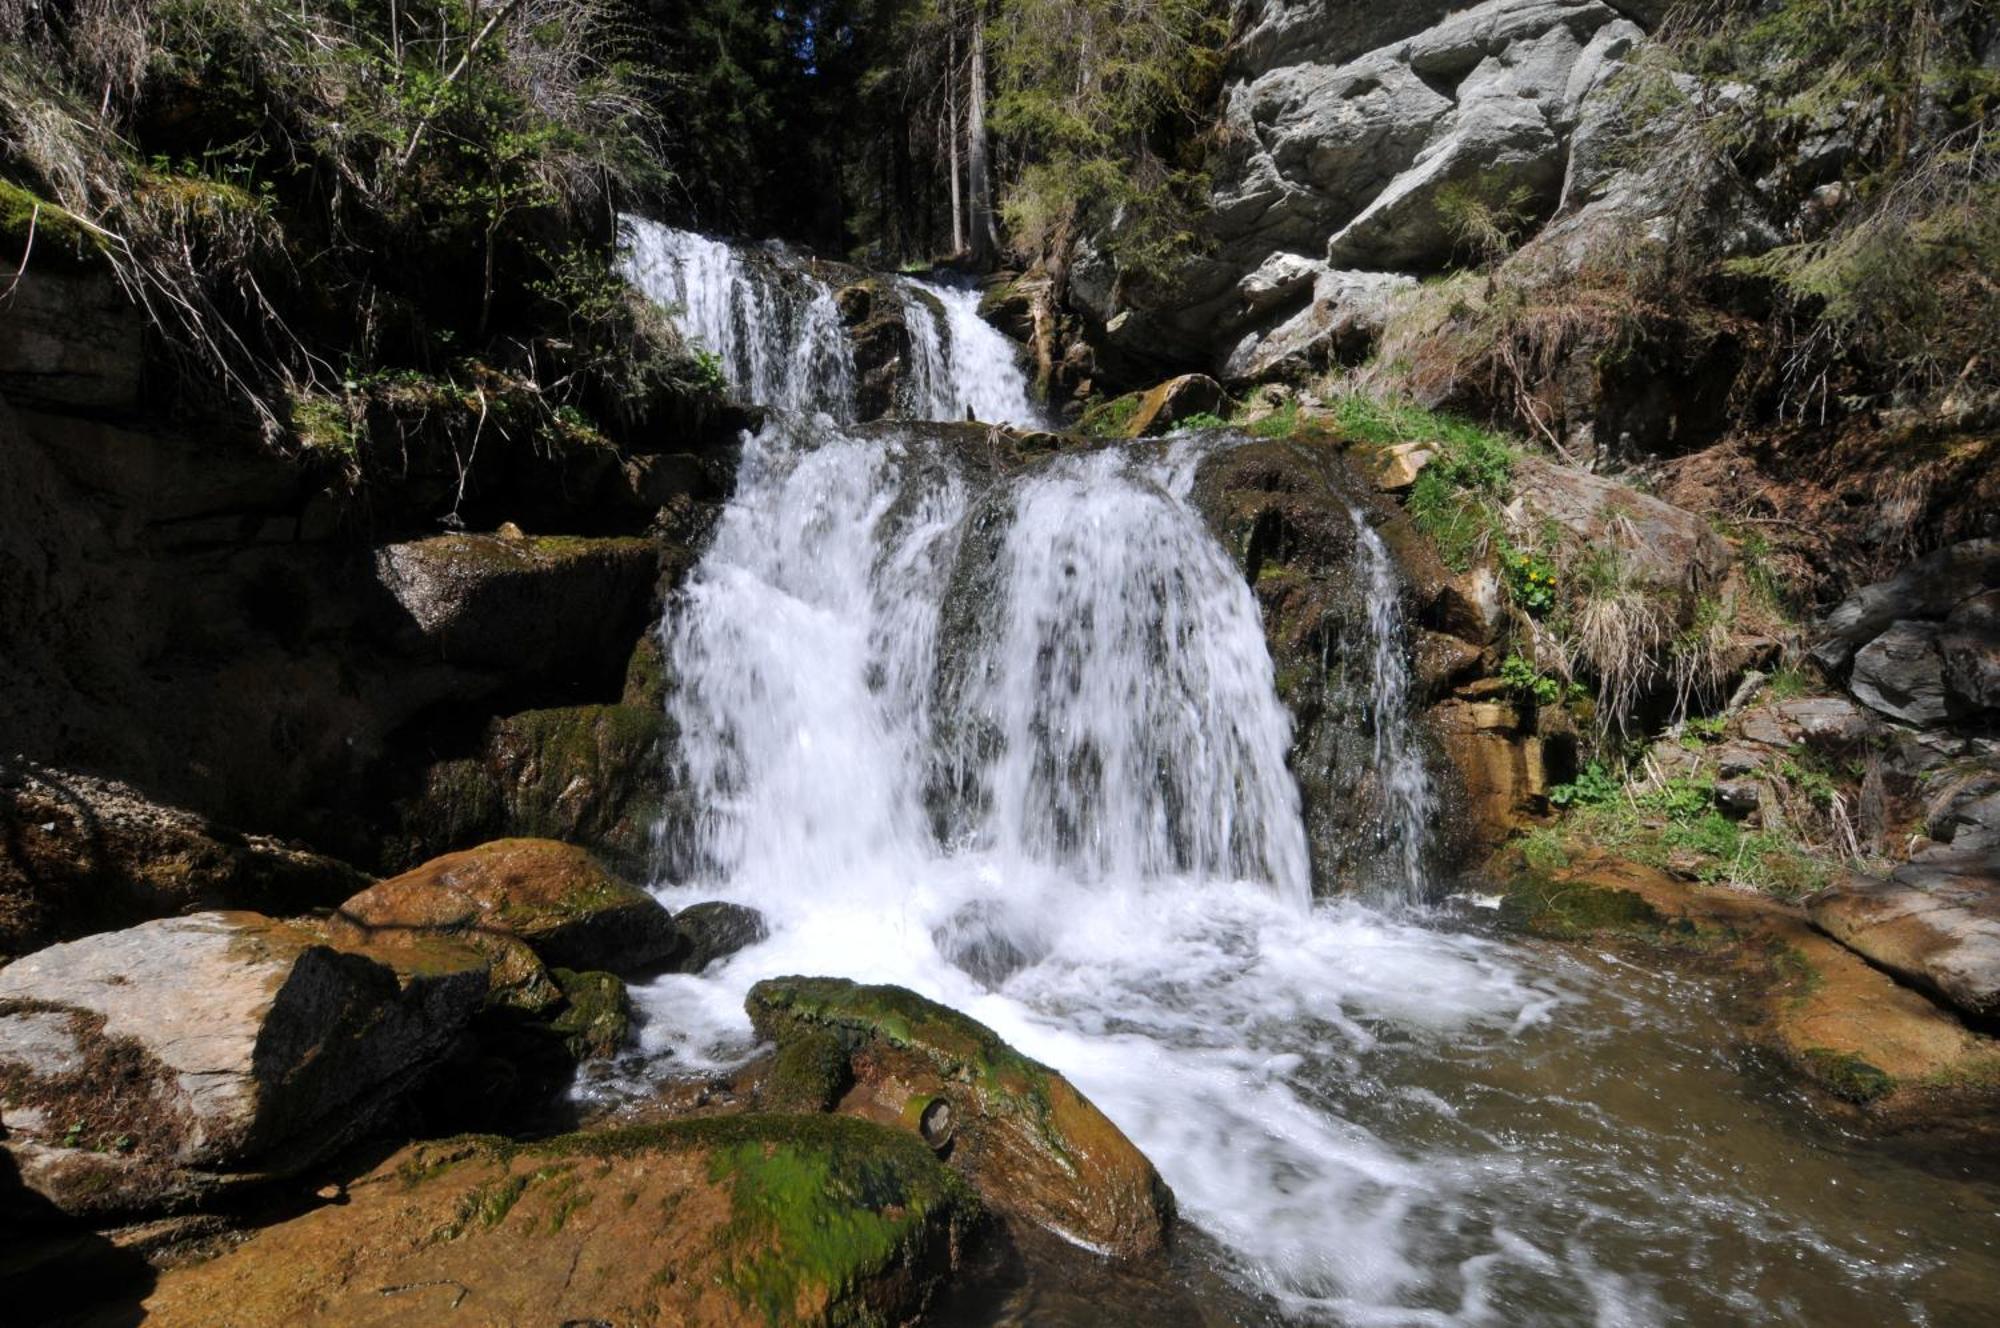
609 228 2000 1326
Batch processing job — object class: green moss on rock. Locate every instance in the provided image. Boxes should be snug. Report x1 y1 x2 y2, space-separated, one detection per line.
1498 871 1666 940
765 1028 853 1112
1802 1049 1896 1104
548 967 632 1061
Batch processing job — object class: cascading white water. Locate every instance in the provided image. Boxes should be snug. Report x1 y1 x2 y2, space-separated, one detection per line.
619 218 855 418
619 216 1038 426
612 223 1997 1327
895 279 1040 426
1351 508 1436 905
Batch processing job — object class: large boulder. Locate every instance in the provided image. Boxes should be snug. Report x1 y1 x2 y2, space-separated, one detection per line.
388 702 669 879
1503 455 1730 593
747 977 1174 1258
1849 621 1951 727
0 912 486 1215
331 838 683 976
372 531 658 682
1810 854 2000 1021
138 1117 980 1328
0 760 367 960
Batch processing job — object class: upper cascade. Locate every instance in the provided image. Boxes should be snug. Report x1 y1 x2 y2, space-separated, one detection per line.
619 217 1038 427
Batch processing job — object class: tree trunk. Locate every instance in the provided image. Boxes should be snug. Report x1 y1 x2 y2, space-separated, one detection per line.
967 18 998 268
947 31 965 256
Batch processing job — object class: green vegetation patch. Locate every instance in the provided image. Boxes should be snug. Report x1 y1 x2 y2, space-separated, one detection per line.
1801 1049 1895 1105
1498 871 1664 940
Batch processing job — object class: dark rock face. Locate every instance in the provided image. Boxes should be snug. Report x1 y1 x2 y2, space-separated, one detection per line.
0 760 368 959
0 912 486 1216
673 901 771 974
0 262 732 875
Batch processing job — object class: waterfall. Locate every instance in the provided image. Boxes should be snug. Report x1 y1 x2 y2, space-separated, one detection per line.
1351 508 1435 905
618 219 854 418
657 424 1305 909
618 216 1037 426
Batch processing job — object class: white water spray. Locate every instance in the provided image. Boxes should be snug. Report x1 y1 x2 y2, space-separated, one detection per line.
1351 508 1436 905
620 216 1037 425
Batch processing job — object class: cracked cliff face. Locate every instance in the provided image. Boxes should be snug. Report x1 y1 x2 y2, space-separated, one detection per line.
1078 0 1658 381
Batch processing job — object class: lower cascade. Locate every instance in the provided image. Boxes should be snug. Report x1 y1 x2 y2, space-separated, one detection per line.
622 418 1987 1324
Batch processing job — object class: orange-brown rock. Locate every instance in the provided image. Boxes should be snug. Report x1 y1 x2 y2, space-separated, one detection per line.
331 838 682 978
747 977 1175 1258
138 1116 980 1327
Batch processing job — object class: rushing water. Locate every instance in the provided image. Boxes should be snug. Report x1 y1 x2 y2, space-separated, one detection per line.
619 216 1037 426
1350 509 1435 907
616 241 2000 1325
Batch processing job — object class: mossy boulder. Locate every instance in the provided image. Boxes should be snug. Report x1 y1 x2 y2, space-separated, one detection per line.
139 1115 981 1327
372 532 659 685
1079 373 1222 439
333 839 683 976
747 977 1174 1258
548 967 633 1062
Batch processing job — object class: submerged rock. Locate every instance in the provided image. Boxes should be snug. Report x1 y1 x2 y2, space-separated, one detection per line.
746 976 1175 1258
333 838 683 976
139 1116 980 1327
0 911 485 1215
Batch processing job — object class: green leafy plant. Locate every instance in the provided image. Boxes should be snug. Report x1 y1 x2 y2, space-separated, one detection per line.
1549 761 1622 809
1503 547 1559 615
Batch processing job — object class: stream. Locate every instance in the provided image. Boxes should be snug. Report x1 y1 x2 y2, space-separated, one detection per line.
610 224 2000 1327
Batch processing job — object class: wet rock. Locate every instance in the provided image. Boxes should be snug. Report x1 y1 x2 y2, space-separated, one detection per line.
1809 539 2000 676
0 912 486 1215
1415 630 1487 701
0 760 368 960
1810 854 2000 1021
139 1116 980 1327
747 977 1174 1257
373 532 658 679
547 968 633 1061
1849 621 1950 727
1434 698 1543 848
674 901 770 974
333 839 682 976
390 703 668 880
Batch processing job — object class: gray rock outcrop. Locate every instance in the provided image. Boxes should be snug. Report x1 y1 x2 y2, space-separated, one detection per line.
0 911 486 1215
